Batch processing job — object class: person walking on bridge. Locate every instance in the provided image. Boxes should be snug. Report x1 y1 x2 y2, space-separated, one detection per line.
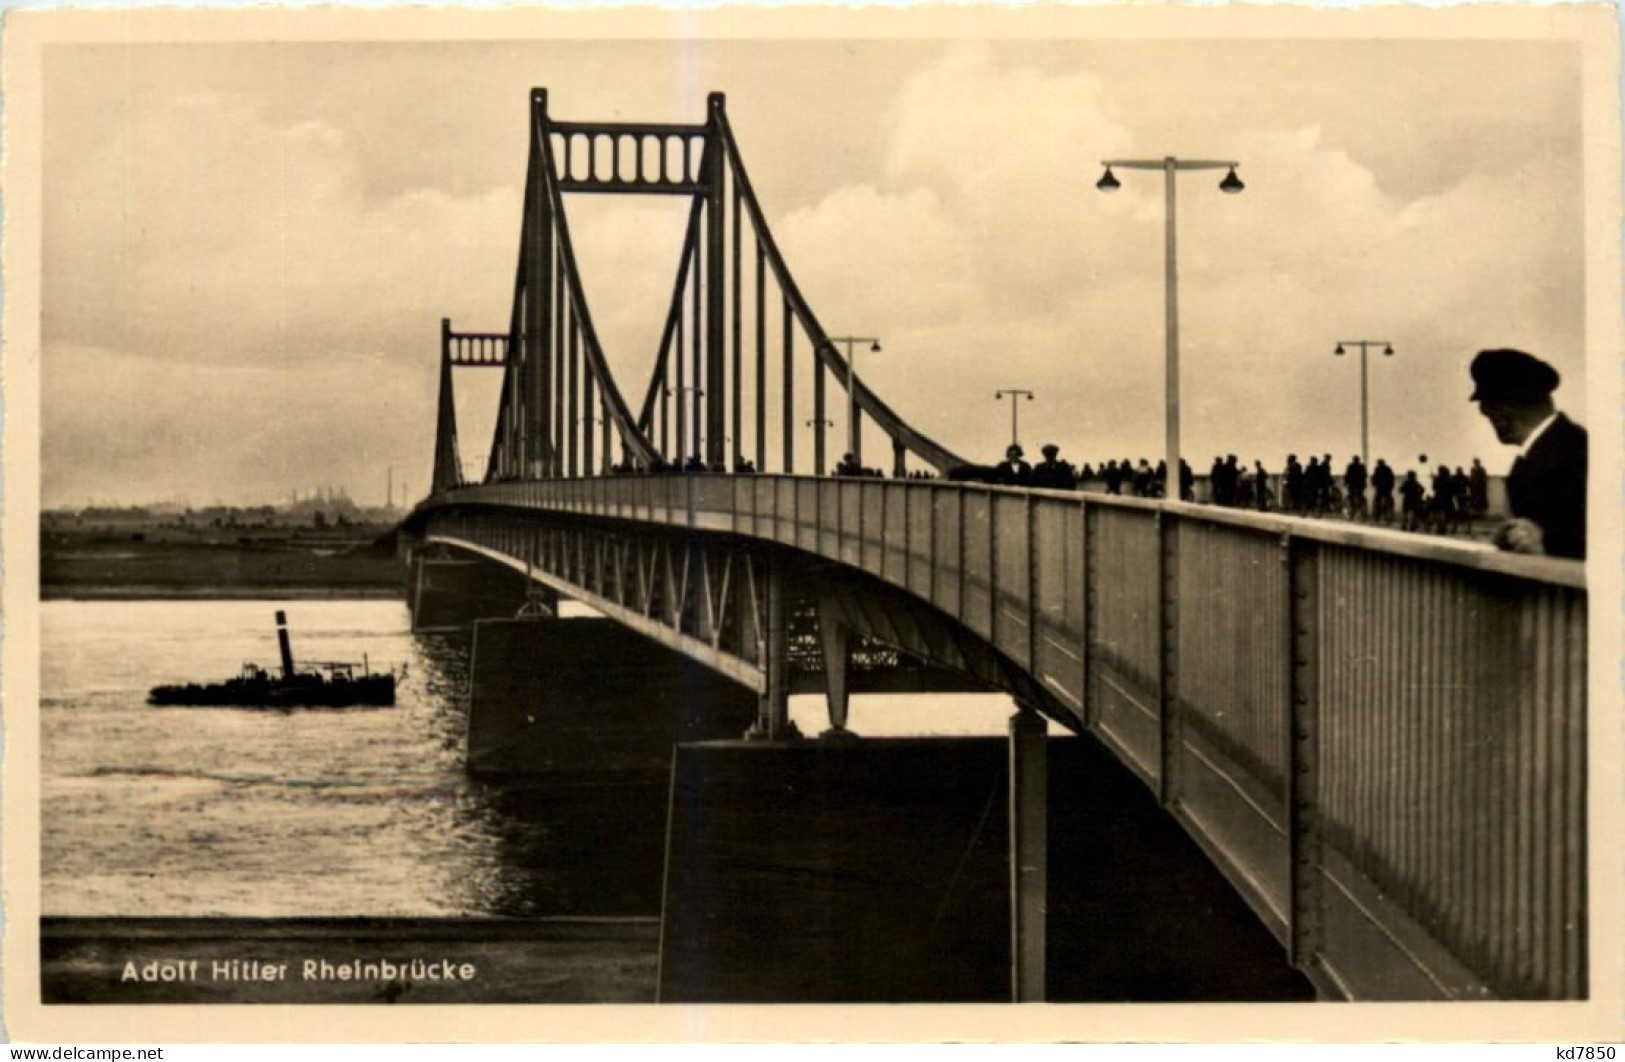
1469 348 1587 559
1400 470 1427 531
1131 459 1153 497
1284 455 1304 514
1102 460 1123 495
1032 444 1076 489
1344 456 1368 521
1468 458 1489 520
996 444 1033 486
1252 460 1272 511
1371 459 1396 524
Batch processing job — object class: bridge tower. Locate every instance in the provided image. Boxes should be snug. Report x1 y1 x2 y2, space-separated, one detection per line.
428 89 968 491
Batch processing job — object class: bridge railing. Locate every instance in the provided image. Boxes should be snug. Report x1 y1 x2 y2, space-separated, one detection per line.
421 474 1587 1001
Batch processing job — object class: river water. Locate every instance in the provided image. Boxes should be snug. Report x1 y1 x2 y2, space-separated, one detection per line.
40 598 1014 918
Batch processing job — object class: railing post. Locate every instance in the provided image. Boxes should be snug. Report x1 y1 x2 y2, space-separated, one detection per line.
1285 533 1324 978
956 488 967 626
1009 704 1048 1002
1080 496 1094 731
1157 509 1182 805
1026 495 1038 675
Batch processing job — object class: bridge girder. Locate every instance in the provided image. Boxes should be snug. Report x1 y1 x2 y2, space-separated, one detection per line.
414 507 1049 734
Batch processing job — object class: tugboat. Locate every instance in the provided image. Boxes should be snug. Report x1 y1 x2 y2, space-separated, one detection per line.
148 610 397 708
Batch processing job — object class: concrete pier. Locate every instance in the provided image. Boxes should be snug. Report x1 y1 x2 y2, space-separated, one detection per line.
1008 707 1048 1002
658 738 1013 1003
410 554 552 632
466 617 759 775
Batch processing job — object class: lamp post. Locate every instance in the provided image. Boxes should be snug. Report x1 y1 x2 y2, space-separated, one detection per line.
806 417 835 475
1333 340 1394 468
827 336 881 469
1097 157 1244 493
994 389 1035 450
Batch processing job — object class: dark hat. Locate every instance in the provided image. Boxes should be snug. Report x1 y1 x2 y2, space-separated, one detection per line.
1470 348 1560 403
1041 443 1059 456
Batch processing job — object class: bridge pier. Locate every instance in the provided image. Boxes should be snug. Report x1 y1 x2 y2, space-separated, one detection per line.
816 603 855 742
409 550 553 632
745 554 800 742
1008 705 1048 1002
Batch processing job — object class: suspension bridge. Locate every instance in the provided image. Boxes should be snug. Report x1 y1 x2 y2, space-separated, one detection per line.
399 90 1587 1003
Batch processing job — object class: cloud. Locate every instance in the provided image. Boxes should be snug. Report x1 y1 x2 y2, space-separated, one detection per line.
747 45 1586 472
46 90 520 367
43 342 435 506
42 44 1586 505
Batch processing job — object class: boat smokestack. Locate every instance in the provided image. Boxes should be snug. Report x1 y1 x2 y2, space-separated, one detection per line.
275 610 296 679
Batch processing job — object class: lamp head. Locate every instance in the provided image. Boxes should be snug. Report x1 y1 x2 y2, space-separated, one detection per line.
1220 167 1245 194
870 340 882 353
1383 344 1394 357
1334 343 1345 356
1096 166 1121 193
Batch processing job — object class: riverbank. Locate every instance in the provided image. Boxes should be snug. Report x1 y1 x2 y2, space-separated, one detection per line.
43 586 404 601
41 526 404 598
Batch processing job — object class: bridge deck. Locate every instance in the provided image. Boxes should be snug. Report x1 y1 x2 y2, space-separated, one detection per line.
412 473 1586 1002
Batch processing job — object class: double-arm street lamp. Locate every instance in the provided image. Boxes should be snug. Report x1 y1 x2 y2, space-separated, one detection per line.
1097 158 1244 492
1334 340 1395 468
994 389 1035 450
828 336 881 468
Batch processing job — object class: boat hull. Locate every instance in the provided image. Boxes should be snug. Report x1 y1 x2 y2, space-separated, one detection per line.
147 675 396 708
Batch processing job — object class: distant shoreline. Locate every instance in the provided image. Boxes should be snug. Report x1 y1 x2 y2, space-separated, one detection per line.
42 586 406 601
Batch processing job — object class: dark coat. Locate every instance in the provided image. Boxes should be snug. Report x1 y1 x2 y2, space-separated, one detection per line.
1507 413 1587 560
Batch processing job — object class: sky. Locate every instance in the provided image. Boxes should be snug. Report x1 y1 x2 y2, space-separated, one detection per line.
40 35 1588 507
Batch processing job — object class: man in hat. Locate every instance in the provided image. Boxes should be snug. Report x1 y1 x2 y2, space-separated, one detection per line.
1032 444 1075 489
1469 348 1587 560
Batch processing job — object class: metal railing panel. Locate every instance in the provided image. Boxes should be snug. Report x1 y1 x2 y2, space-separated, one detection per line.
1176 520 1291 787
1088 505 1163 784
1031 497 1084 716
818 479 841 561
862 482 889 578
733 476 753 531
774 478 797 546
906 485 934 599
795 479 820 552
960 490 994 642
838 480 863 568
1314 549 1586 999
1165 513 1293 939
992 494 1032 669
882 483 909 586
753 477 774 538
692 476 732 517
930 488 962 619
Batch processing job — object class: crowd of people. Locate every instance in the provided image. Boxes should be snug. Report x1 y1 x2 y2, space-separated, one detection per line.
590 349 1584 560
950 443 1495 535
